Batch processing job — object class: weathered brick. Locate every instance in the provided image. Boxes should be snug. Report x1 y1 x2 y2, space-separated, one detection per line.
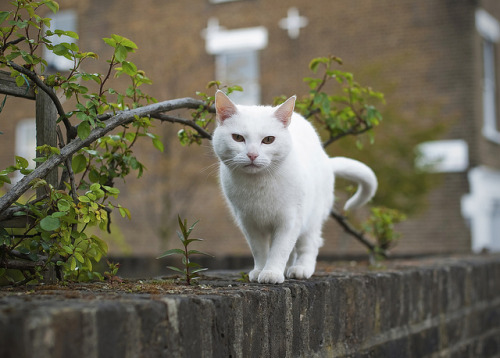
0 256 499 357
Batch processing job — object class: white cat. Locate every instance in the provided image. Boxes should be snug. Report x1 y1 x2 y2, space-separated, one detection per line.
212 90 377 284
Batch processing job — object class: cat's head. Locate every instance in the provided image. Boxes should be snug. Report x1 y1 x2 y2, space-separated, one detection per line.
212 90 296 174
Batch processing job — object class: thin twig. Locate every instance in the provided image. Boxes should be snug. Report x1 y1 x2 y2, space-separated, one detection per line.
56 126 78 201
151 113 213 140
6 61 77 140
322 124 373 148
330 210 375 252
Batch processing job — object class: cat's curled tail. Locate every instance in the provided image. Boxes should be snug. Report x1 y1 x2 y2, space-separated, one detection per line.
330 157 378 211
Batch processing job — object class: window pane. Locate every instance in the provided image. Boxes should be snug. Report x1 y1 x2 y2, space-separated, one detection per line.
216 51 260 105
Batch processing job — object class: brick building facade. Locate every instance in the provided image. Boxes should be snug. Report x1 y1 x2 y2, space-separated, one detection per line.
1 0 499 258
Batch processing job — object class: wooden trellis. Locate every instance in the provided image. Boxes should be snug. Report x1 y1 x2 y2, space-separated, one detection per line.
0 69 58 228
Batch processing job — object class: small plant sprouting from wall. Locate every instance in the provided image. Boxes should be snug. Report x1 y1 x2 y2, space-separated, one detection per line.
157 216 212 285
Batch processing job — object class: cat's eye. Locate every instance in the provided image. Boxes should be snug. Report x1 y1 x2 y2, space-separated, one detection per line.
262 136 275 144
232 134 245 142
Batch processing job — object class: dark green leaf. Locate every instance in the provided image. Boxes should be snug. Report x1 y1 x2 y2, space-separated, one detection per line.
166 266 185 274
187 250 213 257
45 1 59 14
190 267 208 274
0 11 10 24
77 121 91 140
40 216 60 231
18 247 30 255
157 248 185 259
72 154 87 174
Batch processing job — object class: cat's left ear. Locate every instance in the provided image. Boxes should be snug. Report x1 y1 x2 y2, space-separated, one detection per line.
274 95 296 128
215 90 238 124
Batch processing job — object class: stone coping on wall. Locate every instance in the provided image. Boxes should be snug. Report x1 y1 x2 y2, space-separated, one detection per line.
0 254 499 358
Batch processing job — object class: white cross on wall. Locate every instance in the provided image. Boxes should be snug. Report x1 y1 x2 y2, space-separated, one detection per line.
279 7 309 39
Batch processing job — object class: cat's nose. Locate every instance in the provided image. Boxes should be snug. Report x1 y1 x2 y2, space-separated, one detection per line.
247 152 259 162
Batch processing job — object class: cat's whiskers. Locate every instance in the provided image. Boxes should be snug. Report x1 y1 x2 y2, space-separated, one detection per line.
200 161 221 177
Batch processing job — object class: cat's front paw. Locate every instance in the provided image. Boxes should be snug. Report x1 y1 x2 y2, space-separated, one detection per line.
258 270 285 284
286 265 314 280
248 269 262 282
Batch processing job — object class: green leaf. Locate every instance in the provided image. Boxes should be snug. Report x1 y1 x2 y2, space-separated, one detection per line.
118 206 131 219
15 75 25 87
0 11 10 24
79 195 90 203
90 183 101 192
111 34 138 49
166 266 184 274
15 156 29 169
57 199 71 212
103 186 120 195
70 256 77 271
40 216 61 231
62 30 79 39
152 138 164 152
45 1 59 14
51 211 67 218
18 246 30 255
102 37 116 48
77 121 91 140
191 267 208 275
72 154 87 173
121 61 137 76
187 249 213 257
157 248 185 259
74 252 85 263
114 44 127 62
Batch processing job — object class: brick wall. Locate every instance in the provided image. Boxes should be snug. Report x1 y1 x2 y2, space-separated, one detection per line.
0 255 499 357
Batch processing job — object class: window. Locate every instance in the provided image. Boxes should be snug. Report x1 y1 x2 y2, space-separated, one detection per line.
14 119 36 184
202 18 267 105
216 50 260 105
416 139 469 173
43 10 77 72
462 166 500 252
476 9 500 143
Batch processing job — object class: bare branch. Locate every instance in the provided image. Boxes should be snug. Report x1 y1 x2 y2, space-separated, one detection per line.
152 113 213 140
330 210 381 255
322 124 373 148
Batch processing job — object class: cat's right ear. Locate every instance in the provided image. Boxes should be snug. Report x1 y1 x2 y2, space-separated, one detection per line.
215 90 238 124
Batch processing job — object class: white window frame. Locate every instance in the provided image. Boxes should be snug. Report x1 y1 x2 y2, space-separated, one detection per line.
203 19 267 105
416 139 469 173
476 9 500 143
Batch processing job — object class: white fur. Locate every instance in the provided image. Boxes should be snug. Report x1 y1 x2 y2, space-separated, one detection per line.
212 91 377 284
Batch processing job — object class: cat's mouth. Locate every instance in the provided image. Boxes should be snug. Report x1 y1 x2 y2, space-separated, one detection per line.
243 163 264 172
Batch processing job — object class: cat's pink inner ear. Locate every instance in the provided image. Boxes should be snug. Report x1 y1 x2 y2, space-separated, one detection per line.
215 90 238 123
274 95 296 127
